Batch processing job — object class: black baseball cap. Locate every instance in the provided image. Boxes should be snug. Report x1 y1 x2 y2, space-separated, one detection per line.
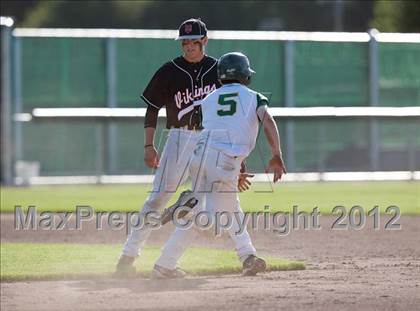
176 18 207 40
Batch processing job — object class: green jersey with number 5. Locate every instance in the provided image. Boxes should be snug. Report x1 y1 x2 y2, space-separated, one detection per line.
200 83 269 157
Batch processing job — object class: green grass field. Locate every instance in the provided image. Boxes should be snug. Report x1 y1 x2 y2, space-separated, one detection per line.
0 243 304 282
1 181 419 214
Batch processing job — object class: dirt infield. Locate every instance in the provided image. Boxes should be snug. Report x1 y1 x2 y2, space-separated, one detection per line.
1 214 420 310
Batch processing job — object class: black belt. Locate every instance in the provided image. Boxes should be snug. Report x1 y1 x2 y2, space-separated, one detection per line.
170 125 203 131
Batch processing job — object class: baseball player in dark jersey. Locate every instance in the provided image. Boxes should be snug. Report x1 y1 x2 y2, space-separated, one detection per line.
116 18 259 278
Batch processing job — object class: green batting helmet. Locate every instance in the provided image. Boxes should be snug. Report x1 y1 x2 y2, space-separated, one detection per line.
217 52 255 85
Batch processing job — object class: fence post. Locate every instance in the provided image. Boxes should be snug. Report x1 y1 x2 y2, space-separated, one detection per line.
106 37 117 174
1 18 14 185
317 123 327 174
284 40 296 172
13 35 23 179
368 29 380 171
95 121 106 182
407 122 417 177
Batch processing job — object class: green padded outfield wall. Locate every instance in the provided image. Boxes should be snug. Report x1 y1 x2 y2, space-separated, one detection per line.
14 36 420 175
294 42 369 106
378 43 420 107
21 38 107 110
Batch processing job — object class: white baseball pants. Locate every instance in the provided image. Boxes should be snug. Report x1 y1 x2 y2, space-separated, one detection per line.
122 128 199 257
154 140 257 269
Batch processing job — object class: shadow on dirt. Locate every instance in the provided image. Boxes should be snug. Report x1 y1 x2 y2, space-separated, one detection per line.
68 277 209 293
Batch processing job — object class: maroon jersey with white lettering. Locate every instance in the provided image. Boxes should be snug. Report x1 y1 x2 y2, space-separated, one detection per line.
141 55 220 129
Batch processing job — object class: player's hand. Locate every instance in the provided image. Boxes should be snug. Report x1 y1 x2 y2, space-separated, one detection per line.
144 146 160 168
238 173 254 192
265 155 286 183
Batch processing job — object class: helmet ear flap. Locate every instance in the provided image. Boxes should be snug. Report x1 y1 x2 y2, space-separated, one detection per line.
240 75 251 86
245 76 251 85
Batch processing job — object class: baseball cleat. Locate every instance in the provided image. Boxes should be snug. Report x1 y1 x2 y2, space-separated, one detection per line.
242 255 267 276
115 255 136 278
151 264 187 279
160 190 198 225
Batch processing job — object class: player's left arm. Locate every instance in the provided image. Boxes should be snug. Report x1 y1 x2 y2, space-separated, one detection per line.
257 105 287 182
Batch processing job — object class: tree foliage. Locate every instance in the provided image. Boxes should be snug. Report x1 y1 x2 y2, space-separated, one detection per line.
4 0 374 32
2 0 419 33
1 0 38 23
371 0 420 32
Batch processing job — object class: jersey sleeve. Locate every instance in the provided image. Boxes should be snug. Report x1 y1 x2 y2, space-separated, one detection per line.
256 92 269 110
141 65 168 109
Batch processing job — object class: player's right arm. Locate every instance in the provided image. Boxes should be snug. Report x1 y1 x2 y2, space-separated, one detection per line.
141 64 169 168
144 122 159 169
256 104 287 182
